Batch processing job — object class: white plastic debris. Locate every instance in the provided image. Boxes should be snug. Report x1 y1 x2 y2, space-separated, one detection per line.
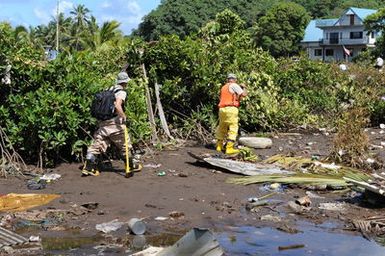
319 202 346 211
40 173 61 181
380 124 385 129
29 236 41 242
154 216 169 221
95 219 124 233
143 163 162 168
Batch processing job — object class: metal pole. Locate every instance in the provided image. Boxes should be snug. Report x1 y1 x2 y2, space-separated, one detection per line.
56 0 60 52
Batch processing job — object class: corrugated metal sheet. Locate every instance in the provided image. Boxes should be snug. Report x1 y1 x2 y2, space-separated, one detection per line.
0 227 28 247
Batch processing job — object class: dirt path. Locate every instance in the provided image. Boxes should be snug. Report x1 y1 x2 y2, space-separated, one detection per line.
1 129 385 254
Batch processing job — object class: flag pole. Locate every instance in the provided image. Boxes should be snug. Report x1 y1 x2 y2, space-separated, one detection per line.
56 0 60 52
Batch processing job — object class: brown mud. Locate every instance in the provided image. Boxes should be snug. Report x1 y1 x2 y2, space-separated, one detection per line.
1 128 385 254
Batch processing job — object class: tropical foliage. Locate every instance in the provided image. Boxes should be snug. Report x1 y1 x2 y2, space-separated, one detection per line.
135 0 385 40
1 6 385 167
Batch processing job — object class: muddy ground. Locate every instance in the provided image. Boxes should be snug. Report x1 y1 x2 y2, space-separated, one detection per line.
1 128 385 255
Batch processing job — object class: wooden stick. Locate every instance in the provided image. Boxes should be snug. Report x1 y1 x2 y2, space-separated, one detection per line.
141 63 158 144
155 82 173 140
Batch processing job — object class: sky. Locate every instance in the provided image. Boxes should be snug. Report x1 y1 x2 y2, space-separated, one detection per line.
0 0 161 35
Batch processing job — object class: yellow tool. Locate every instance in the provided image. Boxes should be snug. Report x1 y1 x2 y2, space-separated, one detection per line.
124 126 132 178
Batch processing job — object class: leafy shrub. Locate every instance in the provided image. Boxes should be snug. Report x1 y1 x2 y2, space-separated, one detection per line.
329 108 369 168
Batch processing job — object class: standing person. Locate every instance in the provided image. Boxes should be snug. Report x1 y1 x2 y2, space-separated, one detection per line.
216 73 247 155
82 71 132 176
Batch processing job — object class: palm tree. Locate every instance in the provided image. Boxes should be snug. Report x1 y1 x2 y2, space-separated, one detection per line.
70 4 90 50
85 20 122 49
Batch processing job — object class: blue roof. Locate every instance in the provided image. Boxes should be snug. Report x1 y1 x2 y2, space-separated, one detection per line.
350 7 377 21
302 20 323 42
315 19 338 27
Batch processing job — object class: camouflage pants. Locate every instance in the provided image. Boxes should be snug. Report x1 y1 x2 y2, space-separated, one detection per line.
87 118 132 158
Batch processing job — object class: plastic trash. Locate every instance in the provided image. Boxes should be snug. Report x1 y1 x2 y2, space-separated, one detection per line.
128 218 146 235
27 179 47 190
29 236 40 242
154 216 168 221
0 193 60 212
40 173 61 182
157 171 166 176
95 219 124 233
144 163 162 168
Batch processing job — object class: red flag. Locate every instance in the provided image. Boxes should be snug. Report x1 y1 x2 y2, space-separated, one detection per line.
343 45 351 56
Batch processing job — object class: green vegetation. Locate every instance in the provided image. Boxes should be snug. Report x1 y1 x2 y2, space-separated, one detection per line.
1 5 385 166
365 7 385 57
135 0 385 41
252 2 310 57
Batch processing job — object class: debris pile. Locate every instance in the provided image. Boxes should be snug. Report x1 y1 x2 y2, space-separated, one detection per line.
227 155 370 189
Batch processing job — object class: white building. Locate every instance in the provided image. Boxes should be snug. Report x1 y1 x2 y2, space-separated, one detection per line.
301 7 378 62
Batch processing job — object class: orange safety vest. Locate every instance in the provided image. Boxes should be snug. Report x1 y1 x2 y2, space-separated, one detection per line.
218 83 239 108
218 83 240 108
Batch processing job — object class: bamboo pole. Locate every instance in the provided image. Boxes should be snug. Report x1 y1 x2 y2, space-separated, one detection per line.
141 63 158 144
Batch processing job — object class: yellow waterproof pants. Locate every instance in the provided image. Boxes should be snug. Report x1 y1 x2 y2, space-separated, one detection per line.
216 106 239 141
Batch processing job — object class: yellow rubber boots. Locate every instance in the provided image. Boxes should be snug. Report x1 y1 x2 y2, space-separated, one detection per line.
225 141 239 155
216 140 224 152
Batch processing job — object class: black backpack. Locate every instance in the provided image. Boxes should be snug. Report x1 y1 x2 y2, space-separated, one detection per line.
91 88 122 121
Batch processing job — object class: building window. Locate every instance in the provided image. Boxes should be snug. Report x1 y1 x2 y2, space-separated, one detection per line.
330 33 339 44
350 32 363 39
325 49 334 56
349 14 355 25
314 49 322 56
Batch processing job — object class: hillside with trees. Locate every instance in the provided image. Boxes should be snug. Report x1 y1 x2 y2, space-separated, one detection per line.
134 0 385 41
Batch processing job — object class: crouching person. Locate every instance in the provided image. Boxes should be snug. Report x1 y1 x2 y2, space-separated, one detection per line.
82 71 139 176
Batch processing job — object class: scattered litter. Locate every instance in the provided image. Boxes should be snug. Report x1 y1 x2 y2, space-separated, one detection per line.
260 183 285 192
178 173 188 178
0 227 28 247
154 216 168 221
29 236 40 242
381 142 385 147
144 163 162 168
81 202 99 210
39 173 61 182
95 219 124 233
157 228 223 256
169 211 185 219
128 218 146 235
260 214 281 222
380 124 385 129
305 191 324 199
0 193 60 212
319 202 346 211
27 179 47 190
278 244 305 251
295 196 311 207
239 137 272 149
157 171 166 176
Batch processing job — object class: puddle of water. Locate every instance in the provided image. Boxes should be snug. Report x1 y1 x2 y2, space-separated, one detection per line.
42 235 103 251
217 222 385 256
